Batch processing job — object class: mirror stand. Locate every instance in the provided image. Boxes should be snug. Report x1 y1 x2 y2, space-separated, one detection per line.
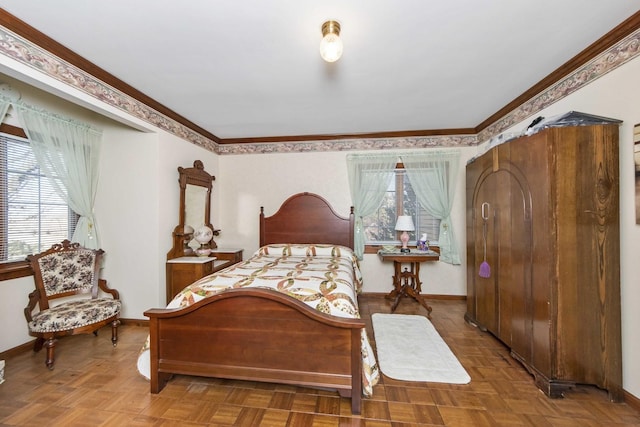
167 160 220 260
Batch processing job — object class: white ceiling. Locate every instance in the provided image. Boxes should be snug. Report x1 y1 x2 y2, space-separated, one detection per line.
1 1 639 139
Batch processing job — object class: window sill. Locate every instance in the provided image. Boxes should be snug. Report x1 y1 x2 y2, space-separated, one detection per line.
0 260 33 281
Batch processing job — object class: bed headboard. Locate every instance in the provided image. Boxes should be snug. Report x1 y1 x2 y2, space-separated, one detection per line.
260 192 354 249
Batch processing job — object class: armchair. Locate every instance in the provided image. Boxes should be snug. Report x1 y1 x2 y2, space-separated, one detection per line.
24 240 121 369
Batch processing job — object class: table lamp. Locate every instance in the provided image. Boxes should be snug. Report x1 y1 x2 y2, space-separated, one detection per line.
395 215 415 253
193 225 214 256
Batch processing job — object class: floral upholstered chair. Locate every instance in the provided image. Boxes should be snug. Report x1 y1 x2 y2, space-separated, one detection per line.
24 240 121 369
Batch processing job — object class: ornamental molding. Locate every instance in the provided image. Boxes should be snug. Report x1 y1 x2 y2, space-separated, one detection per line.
0 26 218 152
217 134 478 155
477 28 640 144
1 25 639 155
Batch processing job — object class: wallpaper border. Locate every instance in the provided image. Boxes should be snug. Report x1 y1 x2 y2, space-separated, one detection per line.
477 28 640 144
0 25 639 155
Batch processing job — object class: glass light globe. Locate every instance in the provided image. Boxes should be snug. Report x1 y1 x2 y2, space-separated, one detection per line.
193 225 213 245
320 33 343 62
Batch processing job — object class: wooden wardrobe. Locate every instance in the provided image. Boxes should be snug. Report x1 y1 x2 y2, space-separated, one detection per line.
465 116 623 402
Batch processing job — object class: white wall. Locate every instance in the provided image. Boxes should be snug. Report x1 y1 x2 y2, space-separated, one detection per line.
1 48 639 400
218 55 640 399
218 149 475 297
0 75 218 352
95 123 219 315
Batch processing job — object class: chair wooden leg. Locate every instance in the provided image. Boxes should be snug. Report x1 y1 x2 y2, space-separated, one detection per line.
44 338 56 370
111 320 120 347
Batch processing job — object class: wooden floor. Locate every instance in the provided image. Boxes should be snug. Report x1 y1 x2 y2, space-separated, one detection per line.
1 295 639 426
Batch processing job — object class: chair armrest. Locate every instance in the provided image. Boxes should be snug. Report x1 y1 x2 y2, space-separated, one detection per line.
98 278 120 300
24 289 40 323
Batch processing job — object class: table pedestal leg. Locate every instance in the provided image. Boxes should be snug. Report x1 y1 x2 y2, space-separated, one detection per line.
385 261 403 306
386 261 432 318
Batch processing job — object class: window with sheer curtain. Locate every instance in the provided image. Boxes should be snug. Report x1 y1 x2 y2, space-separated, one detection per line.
362 166 440 245
349 150 460 264
0 133 78 262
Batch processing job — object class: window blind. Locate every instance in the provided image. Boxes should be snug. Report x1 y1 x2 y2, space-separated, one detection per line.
0 133 77 261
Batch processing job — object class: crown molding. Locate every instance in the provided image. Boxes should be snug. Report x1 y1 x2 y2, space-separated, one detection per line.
218 134 478 155
0 9 220 145
477 26 640 144
0 8 639 155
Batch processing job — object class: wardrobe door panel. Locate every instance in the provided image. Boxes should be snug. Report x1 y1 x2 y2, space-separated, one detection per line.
503 172 531 362
472 172 499 335
507 133 552 375
492 170 516 346
465 156 485 325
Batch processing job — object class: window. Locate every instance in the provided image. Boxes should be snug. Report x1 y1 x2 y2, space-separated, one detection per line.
363 167 440 245
0 132 78 263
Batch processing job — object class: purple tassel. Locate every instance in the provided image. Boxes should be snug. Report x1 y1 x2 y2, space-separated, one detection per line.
479 204 491 278
479 261 491 278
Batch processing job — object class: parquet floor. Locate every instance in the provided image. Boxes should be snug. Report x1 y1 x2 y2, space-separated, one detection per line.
1 295 639 426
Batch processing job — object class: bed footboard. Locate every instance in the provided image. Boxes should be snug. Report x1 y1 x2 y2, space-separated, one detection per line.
144 288 364 414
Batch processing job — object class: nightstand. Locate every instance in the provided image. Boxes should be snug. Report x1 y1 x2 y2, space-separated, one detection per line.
210 248 243 265
165 248 243 303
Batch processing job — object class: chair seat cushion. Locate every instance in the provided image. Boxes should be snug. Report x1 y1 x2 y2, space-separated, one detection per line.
28 298 121 333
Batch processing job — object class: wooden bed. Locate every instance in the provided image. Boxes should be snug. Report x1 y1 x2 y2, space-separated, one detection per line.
144 192 366 414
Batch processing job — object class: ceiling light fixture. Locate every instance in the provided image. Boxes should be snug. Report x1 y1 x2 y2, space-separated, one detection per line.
319 20 343 63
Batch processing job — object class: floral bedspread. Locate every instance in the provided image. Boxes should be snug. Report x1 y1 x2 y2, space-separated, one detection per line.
137 244 380 396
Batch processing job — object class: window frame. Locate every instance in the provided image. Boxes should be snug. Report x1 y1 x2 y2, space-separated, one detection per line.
0 123 82 280
363 162 440 254
1 124 41 280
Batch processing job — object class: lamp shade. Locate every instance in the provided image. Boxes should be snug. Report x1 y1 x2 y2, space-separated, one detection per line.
395 215 415 232
194 225 214 244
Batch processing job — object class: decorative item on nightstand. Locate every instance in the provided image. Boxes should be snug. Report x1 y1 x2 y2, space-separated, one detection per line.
418 233 429 251
193 225 214 256
395 215 415 253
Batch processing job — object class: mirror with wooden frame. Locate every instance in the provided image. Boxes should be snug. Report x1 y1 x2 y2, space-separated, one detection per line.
167 160 219 259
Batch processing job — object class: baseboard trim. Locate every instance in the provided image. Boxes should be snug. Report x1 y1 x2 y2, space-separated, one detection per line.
0 339 35 360
625 389 640 413
119 318 149 327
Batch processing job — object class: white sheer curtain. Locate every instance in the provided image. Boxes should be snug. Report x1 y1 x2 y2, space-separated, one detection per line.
346 153 397 259
0 97 11 122
401 150 461 264
15 103 103 249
